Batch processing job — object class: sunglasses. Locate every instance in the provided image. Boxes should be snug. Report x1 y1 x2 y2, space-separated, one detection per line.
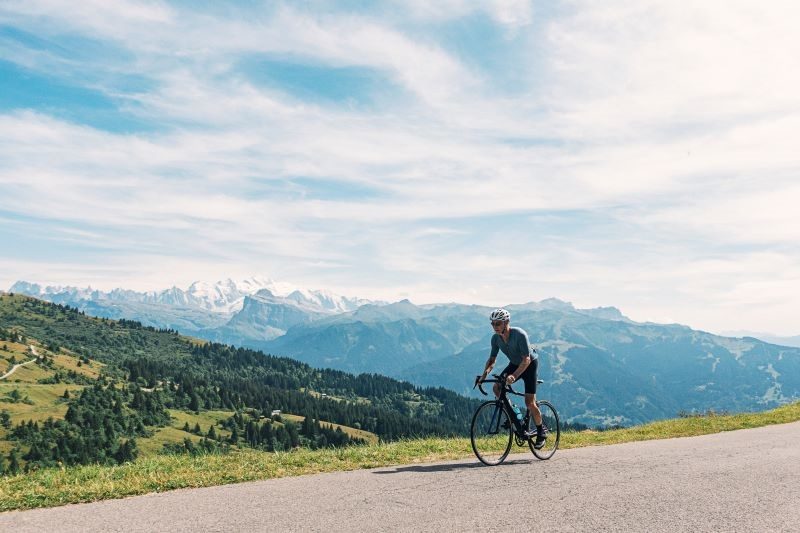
491 321 506 327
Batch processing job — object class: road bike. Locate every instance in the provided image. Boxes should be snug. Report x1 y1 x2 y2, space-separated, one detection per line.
471 374 560 465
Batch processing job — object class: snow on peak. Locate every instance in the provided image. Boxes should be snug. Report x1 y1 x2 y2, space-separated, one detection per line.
8 277 371 315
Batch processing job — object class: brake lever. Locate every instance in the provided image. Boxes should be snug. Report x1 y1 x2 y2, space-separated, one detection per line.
474 376 487 396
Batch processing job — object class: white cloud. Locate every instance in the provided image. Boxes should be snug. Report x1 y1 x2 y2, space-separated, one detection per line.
544 2 800 135
0 0 175 48
395 0 533 28
490 0 534 28
1 1 799 335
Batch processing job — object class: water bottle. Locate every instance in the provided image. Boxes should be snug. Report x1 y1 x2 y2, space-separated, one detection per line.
511 404 523 423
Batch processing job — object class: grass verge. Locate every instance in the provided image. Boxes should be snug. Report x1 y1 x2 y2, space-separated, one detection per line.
1 401 799 513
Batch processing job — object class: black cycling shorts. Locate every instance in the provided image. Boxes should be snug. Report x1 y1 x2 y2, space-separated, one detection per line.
500 358 538 395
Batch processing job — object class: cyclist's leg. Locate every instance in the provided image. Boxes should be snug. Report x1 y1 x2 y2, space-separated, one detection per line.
525 393 543 426
520 359 543 426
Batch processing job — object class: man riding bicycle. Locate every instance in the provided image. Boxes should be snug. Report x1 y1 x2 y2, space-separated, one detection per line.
477 308 546 449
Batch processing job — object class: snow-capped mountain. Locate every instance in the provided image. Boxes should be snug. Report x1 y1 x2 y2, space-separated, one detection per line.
9 277 380 341
284 288 372 314
180 277 287 313
9 281 103 303
8 277 366 315
197 288 379 343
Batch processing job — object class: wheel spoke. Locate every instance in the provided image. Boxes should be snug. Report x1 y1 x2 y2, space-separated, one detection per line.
471 401 513 465
530 400 560 460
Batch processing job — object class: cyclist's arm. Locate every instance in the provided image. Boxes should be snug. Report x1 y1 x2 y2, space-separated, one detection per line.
480 337 500 381
480 355 496 381
508 355 531 382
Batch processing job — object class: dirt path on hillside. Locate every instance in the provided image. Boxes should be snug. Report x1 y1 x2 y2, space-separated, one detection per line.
0 345 39 380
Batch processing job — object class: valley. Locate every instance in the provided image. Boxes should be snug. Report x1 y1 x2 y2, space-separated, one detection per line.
9 281 800 426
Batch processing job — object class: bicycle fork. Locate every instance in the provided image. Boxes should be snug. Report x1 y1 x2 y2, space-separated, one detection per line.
486 403 503 435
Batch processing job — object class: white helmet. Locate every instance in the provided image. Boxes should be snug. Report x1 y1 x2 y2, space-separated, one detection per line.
490 308 510 322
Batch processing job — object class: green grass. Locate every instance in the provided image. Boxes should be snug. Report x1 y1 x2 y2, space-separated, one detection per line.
0 346 103 386
134 410 236 456
281 414 379 445
0 383 85 424
1 401 799 512
4 363 49 382
0 345 102 431
135 426 205 456
48 351 104 379
0 341 30 358
166 409 234 433
0 383 86 459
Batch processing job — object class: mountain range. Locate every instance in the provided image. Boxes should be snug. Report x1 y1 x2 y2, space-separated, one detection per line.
9 278 374 340
9 279 800 426
721 331 800 349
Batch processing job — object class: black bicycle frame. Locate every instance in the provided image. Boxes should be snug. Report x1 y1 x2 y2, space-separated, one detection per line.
476 377 529 435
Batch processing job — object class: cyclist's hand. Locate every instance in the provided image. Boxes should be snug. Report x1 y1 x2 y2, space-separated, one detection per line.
505 375 516 385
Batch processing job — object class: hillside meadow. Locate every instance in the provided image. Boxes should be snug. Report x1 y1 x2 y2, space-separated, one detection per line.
2 401 798 512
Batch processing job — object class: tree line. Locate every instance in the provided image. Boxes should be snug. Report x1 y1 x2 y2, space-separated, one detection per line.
0 294 482 472
5 381 158 471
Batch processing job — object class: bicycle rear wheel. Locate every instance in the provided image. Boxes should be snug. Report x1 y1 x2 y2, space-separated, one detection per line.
470 400 513 466
529 400 560 460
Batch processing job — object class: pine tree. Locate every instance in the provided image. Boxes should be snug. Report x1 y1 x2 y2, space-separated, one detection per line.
301 415 314 438
287 422 300 448
8 449 20 475
115 439 137 464
189 392 200 413
183 438 196 454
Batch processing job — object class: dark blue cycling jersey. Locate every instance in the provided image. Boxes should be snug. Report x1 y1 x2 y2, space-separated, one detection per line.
490 327 537 365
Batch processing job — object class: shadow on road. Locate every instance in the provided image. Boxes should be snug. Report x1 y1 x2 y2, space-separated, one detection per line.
373 459 531 474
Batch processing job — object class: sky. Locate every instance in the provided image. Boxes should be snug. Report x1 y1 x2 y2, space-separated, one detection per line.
1 1 799 335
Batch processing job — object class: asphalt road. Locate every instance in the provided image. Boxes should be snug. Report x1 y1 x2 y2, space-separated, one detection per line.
3 422 799 532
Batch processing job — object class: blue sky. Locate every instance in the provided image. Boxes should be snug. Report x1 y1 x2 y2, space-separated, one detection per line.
1 1 799 335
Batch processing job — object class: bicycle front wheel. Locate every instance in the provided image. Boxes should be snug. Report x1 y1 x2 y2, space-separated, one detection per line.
470 400 513 466
529 400 560 460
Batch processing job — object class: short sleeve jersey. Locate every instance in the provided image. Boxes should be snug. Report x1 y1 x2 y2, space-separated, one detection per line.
490 327 536 365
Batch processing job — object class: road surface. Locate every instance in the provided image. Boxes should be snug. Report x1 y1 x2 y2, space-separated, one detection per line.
2 422 798 532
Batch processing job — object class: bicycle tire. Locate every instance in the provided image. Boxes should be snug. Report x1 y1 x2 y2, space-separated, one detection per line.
529 400 560 460
470 400 513 466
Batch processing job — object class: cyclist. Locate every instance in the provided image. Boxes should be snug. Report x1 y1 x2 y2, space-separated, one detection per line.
477 308 546 449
